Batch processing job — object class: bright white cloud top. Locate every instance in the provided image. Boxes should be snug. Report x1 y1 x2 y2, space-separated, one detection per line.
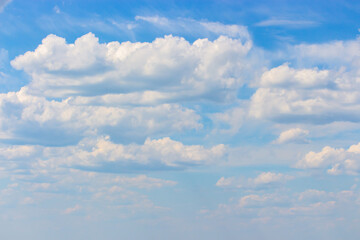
1 1 360 240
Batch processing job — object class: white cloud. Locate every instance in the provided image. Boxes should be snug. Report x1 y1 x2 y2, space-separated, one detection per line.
199 21 250 39
252 172 293 185
0 145 37 159
273 128 309 144
247 36 360 125
296 142 360 175
249 84 360 124
11 33 252 102
4 136 225 174
63 204 81 214
0 87 201 144
259 63 330 89
291 38 360 67
56 136 226 169
216 172 293 189
135 15 250 40
135 15 169 26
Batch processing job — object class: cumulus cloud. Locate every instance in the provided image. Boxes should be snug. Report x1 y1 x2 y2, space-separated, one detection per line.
5 136 226 174
216 172 293 189
0 87 201 145
247 35 360 125
249 81 360 124
11 33 252 102
55 136 226 169
259 63 330 89
296 142 360 175
273 128 309 144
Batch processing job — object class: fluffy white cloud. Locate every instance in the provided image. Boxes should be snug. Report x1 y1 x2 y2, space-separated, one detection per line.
273 128 309 144
53 136 226 169
296 142 360 175
259 63 330 89
11 33 252 102
248 36 360 125
249 84 360 124
3 136 225 174
216 172 293 189
0 87 201 144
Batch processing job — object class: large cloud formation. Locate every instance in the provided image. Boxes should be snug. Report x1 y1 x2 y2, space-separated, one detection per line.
11 33 252 102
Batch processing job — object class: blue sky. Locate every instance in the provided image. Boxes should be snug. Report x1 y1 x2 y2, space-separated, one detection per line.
1 0 360 239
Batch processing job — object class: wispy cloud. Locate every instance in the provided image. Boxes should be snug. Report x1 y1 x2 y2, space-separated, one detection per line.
135 15 250 40
0 0 12 13
256 19 319 28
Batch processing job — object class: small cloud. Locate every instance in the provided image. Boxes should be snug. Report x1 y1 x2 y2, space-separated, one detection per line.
63 204 81 214
135 15 169 26
251 172 294 185
273 128 310 144
53 5 60 14
216 172 293 189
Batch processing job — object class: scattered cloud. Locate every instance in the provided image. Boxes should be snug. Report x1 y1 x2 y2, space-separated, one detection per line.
63 204 81 214
216 172 293 189
296 142 360 175
273 128 309 144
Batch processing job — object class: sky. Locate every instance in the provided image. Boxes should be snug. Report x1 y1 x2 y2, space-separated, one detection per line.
1 0 360 239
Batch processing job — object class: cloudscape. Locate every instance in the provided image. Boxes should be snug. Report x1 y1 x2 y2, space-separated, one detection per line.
1 0 360 239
